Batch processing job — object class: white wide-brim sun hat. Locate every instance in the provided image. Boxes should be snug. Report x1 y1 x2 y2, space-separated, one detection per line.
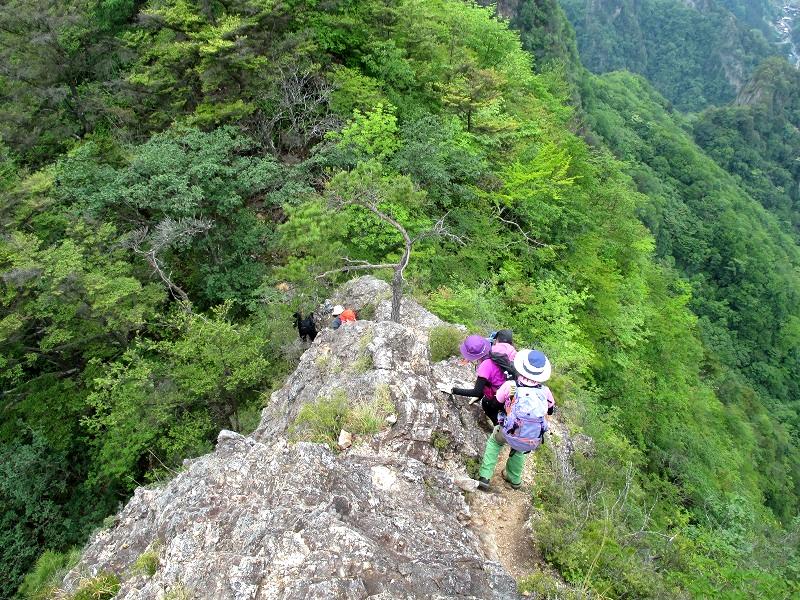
513 349 552 383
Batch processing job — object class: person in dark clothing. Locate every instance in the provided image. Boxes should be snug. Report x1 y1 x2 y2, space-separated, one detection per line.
293 311 317 342
492 329 513 345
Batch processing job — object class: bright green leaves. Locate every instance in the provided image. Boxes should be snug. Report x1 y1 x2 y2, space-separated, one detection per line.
158 303 269 399
494 141 578 243
133 0 251 90
333 104 400 162
0 222 164 389
503 275 593 376
84 302 269 489
329 66 387 117
325 160 431 263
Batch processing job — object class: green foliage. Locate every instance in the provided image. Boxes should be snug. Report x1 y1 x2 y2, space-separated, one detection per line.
582 70 800 519
1 0 799 595
517 571 581 599
373 383 394 415
332 104 400 162
560 0 777 110
70 573 120 600
426 285 505 332
51 127 289 309
0 221 164 391
0 427 112 599
693 58 800 235
292 388 394 448
17 549 80 600
430 431 451 452
132 542 161 577
163 584 193 600
83 303 269 490
428 325 464 362
351 352 373 374
347 391 394 438
462 456 480 480
292 391 349 449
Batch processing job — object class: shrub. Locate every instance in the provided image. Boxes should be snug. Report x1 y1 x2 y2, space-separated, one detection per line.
292 391 349 448
517 571 582 599
133 541 161 577
431 431 451 452
463 456 480 479
235 400 265 435
71 573 120 600
292 387 395 448
17 549 80 600
429 325 464 362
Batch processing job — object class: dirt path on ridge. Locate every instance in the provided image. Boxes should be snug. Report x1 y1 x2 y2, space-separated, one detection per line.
467 419 574 588
469 446 541 580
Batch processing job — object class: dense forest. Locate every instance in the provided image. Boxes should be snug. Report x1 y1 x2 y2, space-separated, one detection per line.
1 0 799 598
560 0 783 110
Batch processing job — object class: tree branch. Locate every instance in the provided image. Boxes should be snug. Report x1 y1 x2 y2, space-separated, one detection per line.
126 217 212 308
316 261 397 280
495 206 548 247
411 211 467 246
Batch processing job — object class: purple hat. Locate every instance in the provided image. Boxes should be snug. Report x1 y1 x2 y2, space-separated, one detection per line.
513 349 552 382
459 334 491 361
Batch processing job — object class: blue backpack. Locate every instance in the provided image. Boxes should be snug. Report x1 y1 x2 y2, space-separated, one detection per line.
500 382 549 452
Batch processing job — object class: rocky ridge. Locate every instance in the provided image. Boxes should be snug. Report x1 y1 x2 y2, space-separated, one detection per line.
60 276 581 599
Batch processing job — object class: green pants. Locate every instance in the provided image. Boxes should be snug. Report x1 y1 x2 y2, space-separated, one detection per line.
479 425 526 485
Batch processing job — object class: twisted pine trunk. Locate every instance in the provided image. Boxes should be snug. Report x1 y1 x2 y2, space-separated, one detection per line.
390 244 411 323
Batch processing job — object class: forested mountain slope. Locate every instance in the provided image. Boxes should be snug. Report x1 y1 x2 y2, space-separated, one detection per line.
580 70 800 516
1 0 799 598
694 57 800 234
559 0 783 110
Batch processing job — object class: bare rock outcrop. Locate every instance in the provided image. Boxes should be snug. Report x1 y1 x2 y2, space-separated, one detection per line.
61 277 519 599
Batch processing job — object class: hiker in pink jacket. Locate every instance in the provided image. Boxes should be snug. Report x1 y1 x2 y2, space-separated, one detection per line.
437 334 517 425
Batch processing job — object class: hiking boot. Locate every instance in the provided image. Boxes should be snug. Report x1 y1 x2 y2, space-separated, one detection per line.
477 477 491 492
502 469 521 490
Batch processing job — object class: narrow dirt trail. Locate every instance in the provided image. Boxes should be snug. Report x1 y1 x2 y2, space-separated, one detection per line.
469 449 541 579
468 418 573 587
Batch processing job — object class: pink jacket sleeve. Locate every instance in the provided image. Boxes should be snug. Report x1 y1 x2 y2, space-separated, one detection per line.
495 381 514 408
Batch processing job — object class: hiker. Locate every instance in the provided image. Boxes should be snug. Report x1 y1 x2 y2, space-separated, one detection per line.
476 349 555 491
436 334 518 425
293 311 317 342
330 305 357 329
488 329 513 346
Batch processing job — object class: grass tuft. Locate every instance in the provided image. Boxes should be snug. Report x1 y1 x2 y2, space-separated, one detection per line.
17 549 80 600
132 541 161 577
429 325 464 362
70 572 120 600
292 387 395 448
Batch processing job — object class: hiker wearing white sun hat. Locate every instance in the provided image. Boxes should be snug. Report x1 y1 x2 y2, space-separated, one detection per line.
513 348 552 383
330 305 344 329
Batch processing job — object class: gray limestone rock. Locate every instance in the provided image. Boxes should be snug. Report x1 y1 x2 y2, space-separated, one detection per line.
61 277 519 599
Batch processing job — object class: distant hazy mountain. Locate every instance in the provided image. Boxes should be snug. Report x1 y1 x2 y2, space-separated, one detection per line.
558 0 796 111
